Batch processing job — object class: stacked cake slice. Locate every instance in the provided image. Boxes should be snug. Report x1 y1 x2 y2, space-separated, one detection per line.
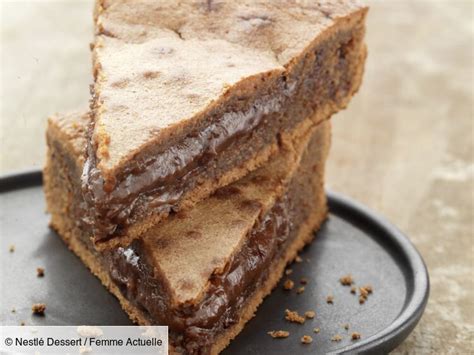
44 1 367 353
45 112 330 353
84 0 368 249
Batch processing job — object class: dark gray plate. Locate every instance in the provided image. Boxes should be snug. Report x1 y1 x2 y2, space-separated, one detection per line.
0 171 429 354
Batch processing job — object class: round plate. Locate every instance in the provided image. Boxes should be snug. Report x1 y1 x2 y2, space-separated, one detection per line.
0 171 429 354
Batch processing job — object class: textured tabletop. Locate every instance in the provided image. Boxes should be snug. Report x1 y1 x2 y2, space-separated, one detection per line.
1 1 472 353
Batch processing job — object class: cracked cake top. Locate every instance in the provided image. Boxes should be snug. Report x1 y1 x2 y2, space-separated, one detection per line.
90 0 365 175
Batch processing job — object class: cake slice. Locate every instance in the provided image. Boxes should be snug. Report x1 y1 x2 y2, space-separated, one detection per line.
44 111 330 354
84 0 367 248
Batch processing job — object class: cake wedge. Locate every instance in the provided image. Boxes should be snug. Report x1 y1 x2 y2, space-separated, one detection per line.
84 0 367 248
44 111 330 354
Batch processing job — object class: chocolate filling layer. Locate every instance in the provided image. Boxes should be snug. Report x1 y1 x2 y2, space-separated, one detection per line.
106 195 299 354
82 24 362 243
82 89 290 237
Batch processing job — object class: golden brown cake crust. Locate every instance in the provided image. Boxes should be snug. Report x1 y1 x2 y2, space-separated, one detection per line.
46 112 89 167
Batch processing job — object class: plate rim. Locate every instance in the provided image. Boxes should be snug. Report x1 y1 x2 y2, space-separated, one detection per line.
0 170 430 354
326 190 430 354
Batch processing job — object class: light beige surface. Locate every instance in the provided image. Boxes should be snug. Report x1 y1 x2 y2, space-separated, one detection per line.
1 0 473 353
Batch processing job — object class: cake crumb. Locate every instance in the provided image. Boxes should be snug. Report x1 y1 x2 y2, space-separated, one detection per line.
358 285 373 304
359 287 369 298
304 310 316 319
32 303 46 315
36 267 45 277
331 334 343 342
295 255 303 263
9 244 15 253
285 309 305 324
267 330 289 338
300 278 308 285
339 274 353 286
350 286 357 294
351 332 361 340
363 284 373 294
296 286 305 294
359 286 372 304
285 269 293 276
301 335 313 344
283 279 294 290
313 327 320 334
342 323 350 330
326 295 334 304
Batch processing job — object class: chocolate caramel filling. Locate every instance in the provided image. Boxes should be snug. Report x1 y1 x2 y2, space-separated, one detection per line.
82 26 362 243
82 88 289 237
106 194 300 354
